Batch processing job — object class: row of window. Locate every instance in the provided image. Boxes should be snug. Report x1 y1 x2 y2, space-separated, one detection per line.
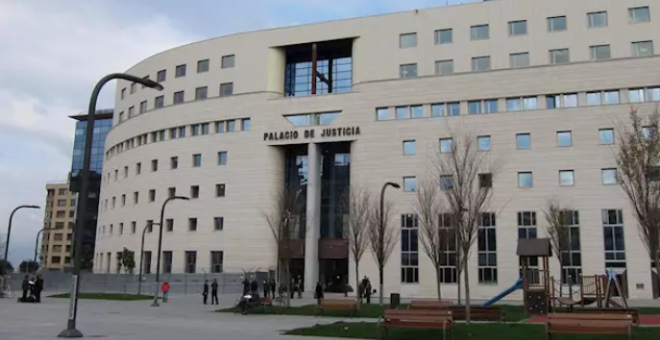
102 183 226 212
400 39 654 78
376 86 660 120
401 209 625 285
97 250 224 274
100 215 225 238
120 55 235 100
106 117 250 161
106 151 228 185
399 7 651 49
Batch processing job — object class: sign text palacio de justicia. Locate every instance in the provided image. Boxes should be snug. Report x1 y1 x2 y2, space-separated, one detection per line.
263 126 360 142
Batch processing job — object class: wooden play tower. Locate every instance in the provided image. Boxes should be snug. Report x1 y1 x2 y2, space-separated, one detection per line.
517 238 553 315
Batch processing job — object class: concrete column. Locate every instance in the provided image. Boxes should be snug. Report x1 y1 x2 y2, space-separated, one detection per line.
304 143 321 292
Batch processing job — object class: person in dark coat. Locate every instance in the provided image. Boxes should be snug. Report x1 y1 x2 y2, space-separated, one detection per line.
365 278 372 304
202 280 209 305
289 278 295 298
211 279 219 305
21 275 29 302
296 276 302 298
249 277 257 295
262 280 269 298
35 274 44 303
314 282 324 305
270 278 276 297
241 277 250 296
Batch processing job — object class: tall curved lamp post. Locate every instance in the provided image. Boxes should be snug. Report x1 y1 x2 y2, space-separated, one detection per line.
151 195 189 307
34 227 56 265
137 221 159 296
58 74 163 338
4 205 40 263
378 181 400 302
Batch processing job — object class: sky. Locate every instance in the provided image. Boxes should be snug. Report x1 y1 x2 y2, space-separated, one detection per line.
0 0 479 266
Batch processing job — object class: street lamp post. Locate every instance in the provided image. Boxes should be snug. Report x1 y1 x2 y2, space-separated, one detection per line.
378 181 400 304
4 205 40 263
34 227 56 264
151 196 189 307
137 222 159 296
58 73 163 339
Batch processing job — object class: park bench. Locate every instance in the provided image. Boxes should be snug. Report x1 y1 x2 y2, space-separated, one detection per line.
449 305 503 321
316 299 358 317
409 300 453 309
378 309 453 340
259 296 273 313
574 308 639 325
546 313 634 340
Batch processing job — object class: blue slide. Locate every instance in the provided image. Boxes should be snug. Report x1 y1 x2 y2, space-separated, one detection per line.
481 278 523 307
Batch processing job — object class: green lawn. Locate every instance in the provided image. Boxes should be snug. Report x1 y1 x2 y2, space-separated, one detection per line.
285 321 660 340
48 293 154 301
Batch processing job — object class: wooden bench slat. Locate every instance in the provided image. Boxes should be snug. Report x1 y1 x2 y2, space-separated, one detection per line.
546 312 633 340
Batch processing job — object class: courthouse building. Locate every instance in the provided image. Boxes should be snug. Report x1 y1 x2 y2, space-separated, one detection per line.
95 0 660 299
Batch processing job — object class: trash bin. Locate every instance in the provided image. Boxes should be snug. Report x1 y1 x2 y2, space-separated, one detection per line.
390 293 400 309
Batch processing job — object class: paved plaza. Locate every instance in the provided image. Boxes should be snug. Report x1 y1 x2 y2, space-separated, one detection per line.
0 293 354 340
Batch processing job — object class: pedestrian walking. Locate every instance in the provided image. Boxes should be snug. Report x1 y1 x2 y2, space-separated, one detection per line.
35 275 44 303
211 279 219 305
202 280 209 305
161 281 170 303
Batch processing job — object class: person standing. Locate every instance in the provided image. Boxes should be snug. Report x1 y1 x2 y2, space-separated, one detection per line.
314 281 324 306
270 278 276 298
21 275 29 302
289 278 295 299
202 280 209 305
211 279 219 305
262 279 269 298
161 281 170 303
296 276 303 298
35 274 44 303
250 277 258 295
241 277 249 296
365 278 372 304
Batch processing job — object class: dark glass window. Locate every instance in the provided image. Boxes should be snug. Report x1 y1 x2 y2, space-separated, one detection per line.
285 57 352 97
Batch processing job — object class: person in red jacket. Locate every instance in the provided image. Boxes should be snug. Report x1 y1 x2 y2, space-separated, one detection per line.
161 281 170 303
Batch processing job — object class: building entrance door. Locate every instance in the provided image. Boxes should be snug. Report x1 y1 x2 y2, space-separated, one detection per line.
320 258 348 293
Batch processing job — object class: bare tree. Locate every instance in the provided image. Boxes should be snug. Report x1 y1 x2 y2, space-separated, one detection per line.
436 132 500 323
262 184 305 307
543 199 572 288
413 178 449 302
341 186 373 308
615 107 660 292
368 196 398 306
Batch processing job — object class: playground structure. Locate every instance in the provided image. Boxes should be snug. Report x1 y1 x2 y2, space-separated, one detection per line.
551 270 628 310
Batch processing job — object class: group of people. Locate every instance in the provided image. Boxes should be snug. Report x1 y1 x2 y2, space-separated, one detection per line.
202 279 219 305
20 274 44 303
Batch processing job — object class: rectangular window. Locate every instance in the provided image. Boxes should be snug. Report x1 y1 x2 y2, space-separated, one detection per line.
175 64 186 78
167 188 176 199
192 124 200 136
632 41 654 57
559 170 575 186
143 251 152 274
197 59 209 73
560 210 581 285
547 93 578 108
548 16 567 32
131 221 136 234
395 106 410 120
139 100 147 113
128 106 135 118
435 29 452 44
508 20 527 36
170 156 178 169
162 251 172 273
557 131 573 147
590 45 611 60
376 107 390 121
603 210 626 269
120 88 126 100
549 49 570 64
439 138 453 153
523 97 538 110
471 24 489 40
478 212 497 283
216 184 226 197
435 60 454 76
192 154 202 167
411 105 423 119
227 120 235 132
650 87 660 101
518 172 533 188
154 95 164 109
510 52 530 68
403 140 416 156
472 56 491 71
506 98 521 111
440 175 454 191
478 135 491 151
190 185 200 199
173 91 184 104
149 189 156 202
220 82 234 96
587 91 602 106
214 217 224 231
629 89 646 103
185 251 197 273
121 194 126 206
242 118 251 131
133 192 139 204
157 70 166 82
629 7 651 23
147 220 154 233
600 128 614 144
401 214 419 284
602 168 618 185
517 211 538 239
130 83 136 94
188 218 198 232
403 177 417 192
211 251 224 273
588 11 608 28
221 54 235 68
479 173 493 188
202 123 210 135
179 126 186 137
439 214 457 283
399 33 417 48
195 86 208 100
400 64 417 78
468 101 482 114
218 151 227 165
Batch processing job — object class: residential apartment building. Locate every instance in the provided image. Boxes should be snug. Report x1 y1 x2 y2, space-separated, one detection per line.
41 183 75 270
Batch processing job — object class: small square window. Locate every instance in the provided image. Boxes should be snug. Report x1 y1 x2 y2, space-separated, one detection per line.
168 187 176 198
599 129 614 145
195 86 208 100
478 136 491 151
190 185 200 199
216 184 226 197
604 90 620 105
220 82 234 96
218 151 228 165
468 101 482 114
403 176 417 192
170 156 178 169
376 107 390 121
395 106 410 120
471 24 489 40
550 49 570 64
214 217 224 231
440 175 454 191
173 91 185 104
439 138 453 153
242 118 251 131
227 120 236 132
629 89 646 103
157 70 166 82
588 12 608 28
479 173 492 188
629 7 651 23
221 55 235 68
154 95 164 109
548 16 567 32
632 41 654 57
435 29 452 44
403 140 416 155
411 105 423 119
508 20 527 36
602 168 617 185
518 172 533 188
175 64 186 78
400 64 417 78
188 218 198 231
472 56 491 72
192 154 202 167
590 45 611 60
435 60 454 75
559 170 575 186
506 98 522 112
557 131 573 147
510 53 530 68
399 33 417 48
197 59 210 73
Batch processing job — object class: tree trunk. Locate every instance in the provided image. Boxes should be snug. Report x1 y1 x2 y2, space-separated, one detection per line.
355 261 361 309
435 267 442 302
457 270 462 305
654 251 660 299
464 257 471 324
379 265 384 306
